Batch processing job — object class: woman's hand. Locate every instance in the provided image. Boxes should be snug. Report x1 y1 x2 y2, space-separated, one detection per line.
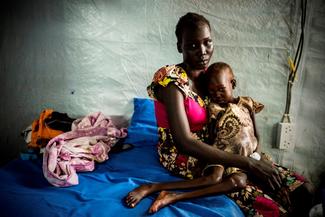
248 158 282 190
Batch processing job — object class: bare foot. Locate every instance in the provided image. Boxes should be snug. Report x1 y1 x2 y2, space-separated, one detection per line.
149 191 177 213
125 184 154 208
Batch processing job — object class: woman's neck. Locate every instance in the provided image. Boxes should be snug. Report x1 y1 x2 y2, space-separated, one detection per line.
178 63 206 98
178 63 204 80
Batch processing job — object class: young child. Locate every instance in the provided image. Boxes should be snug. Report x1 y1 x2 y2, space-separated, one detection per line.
205 62 266 179
125 62 307 216
204 62 313 216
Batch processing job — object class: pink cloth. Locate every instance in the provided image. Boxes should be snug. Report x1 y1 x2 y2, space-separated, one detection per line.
154 98 207 132
253 196 280 217
43 112 127 187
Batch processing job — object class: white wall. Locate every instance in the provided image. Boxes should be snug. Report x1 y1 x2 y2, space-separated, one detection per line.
289 0 325 184
1 0 324 184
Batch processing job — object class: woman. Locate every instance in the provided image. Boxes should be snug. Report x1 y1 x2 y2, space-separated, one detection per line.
125 12 314 216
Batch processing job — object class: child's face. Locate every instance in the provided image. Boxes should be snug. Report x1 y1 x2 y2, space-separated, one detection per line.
208 68 234 105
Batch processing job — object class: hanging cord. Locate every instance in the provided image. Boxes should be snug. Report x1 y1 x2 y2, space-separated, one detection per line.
282 0 307 123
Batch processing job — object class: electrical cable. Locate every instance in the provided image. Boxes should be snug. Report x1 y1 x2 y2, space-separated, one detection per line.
282 0 307 122
292 0 307 81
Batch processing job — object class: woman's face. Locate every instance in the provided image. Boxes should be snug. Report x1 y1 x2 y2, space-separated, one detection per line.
179 23 214 70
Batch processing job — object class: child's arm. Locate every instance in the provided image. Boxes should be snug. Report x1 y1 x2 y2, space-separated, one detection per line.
208 117 218 145
250 111 261 153
250 110 273 162
207 103 221 145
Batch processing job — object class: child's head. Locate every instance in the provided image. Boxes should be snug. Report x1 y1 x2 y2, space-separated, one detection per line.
205 62 236 105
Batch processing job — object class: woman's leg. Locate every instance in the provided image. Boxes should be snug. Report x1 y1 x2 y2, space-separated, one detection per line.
149 172 247 213
125 166 224 208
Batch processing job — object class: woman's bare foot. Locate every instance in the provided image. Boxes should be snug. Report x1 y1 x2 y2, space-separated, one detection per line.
149 191 177 213
125 184 154 208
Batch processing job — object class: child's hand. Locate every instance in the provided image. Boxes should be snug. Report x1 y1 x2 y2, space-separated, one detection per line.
261 152 273 162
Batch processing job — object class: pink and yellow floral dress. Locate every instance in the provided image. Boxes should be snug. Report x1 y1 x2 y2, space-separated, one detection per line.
147 65 209 179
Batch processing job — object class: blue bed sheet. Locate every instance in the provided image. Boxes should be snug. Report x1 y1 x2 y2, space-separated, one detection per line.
0 145 244 217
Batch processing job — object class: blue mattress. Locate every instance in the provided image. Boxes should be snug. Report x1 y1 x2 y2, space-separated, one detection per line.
0 145 243 217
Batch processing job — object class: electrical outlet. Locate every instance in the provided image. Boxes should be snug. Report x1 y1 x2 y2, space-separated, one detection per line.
276 122 295 150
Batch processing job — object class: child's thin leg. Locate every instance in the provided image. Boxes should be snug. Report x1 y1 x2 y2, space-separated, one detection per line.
125 166 224 208
149 172 247 213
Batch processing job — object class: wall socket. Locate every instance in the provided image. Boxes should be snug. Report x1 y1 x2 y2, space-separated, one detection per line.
276 122 295 150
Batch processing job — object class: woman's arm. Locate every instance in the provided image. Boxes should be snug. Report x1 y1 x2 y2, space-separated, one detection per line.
157 84 282 189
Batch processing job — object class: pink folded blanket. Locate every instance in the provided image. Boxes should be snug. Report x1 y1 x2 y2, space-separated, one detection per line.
43 112 127 187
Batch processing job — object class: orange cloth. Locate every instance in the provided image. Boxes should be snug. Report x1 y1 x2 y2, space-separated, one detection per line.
29 109 64 149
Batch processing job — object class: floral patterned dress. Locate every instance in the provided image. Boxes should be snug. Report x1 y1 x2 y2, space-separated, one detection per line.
204 96 263 176
147 65 305 217
208 97 306 216
147 65 209 179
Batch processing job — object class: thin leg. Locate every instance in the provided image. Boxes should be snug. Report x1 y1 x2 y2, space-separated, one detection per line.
149 172 247 213
124 166 224 208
